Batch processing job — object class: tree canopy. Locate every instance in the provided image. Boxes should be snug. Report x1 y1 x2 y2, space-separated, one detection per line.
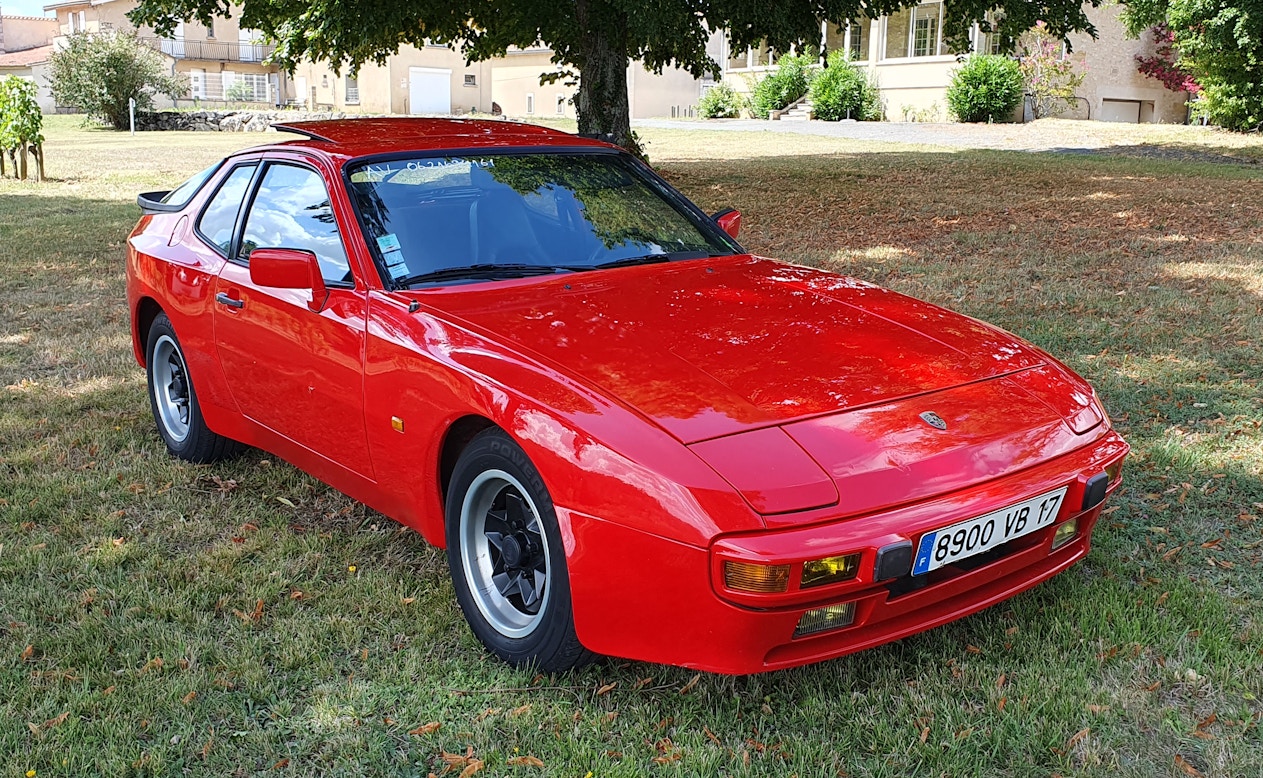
130 0 1104 147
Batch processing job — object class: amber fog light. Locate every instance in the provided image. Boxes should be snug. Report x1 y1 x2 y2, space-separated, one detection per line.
793 602 857 638
801 553 861 589
723 561 790 593
1052 519 1079 550
1105 460 1124 485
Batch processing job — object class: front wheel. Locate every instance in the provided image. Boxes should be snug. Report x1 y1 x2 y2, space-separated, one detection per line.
145 313 241 463
445 428 593 671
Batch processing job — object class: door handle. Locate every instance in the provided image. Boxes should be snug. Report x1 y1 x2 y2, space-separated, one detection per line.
215 292 244 309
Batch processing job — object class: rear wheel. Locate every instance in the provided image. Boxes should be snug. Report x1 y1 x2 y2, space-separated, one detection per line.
145 313 240 463
446 428 592 670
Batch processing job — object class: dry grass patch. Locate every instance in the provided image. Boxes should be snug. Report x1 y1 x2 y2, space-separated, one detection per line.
1 116 1261 777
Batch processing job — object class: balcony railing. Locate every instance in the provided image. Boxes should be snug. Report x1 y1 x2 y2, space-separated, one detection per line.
140 37 277 63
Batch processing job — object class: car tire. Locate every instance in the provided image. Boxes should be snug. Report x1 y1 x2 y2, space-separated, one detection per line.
445 428 594 671
145 313 241 463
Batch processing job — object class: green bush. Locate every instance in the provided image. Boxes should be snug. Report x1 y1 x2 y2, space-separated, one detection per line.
946 54 1024 123
697 82 745 118
748 52 814 119
49 30 186 130
809 51 882 121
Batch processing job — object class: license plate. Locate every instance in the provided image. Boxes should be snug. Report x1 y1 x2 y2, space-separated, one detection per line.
912 487 1068 575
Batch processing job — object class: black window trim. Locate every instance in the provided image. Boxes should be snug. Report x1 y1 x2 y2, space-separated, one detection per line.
194 159 262 261
230 158 357 291
340 145 745 291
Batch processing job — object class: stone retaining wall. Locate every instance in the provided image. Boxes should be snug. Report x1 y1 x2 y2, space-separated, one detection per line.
135 110 354 132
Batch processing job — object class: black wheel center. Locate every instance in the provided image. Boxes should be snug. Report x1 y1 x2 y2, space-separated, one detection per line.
500 534 524 568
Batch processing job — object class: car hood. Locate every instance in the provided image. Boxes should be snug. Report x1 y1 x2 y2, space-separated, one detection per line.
420 256 1063 444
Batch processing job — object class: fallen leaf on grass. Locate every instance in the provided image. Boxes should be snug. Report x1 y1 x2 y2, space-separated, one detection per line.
272 758 289 770
102 685 116 696
652 753 683 765
408 722 441 735
276 497 296 508
919 727 930 744
1065 727 1090 750
181 691 197 705
997 697 1008 712
965 645 982 654
597 682 617 696
459 760 484 777
703 725 721 745
996 673 1007 688
505 756 544 767
602 711 618 723
679 673 701 695
140 657 164 673
632 677 654 690
509 704 531 717
402 597 416 605
1174 755 1204 777
20 645 33 662
1087 704 1110 714
1196 713 1217 730
41 712 69 729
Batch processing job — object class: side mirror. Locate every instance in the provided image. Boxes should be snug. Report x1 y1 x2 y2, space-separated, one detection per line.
712 208 741 239
249 248 328 311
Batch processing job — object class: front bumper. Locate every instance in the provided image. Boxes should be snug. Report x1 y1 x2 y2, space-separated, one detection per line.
563 430 1128 674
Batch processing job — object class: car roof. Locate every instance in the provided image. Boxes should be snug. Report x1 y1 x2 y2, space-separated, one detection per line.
246 117 619 161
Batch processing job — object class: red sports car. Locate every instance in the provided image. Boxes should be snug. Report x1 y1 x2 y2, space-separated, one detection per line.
127 118 1127 674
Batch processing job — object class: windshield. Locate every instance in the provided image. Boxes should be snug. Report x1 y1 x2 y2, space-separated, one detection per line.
345 153 738 286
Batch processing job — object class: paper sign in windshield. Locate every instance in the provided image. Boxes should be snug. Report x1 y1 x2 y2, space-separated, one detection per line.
376 233 410 279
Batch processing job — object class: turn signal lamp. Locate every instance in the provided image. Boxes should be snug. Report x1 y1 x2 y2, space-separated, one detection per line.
723 561 790 593
1052 519 1079 550
801 553 862 589
1104 460 1124 485
793 602 857 638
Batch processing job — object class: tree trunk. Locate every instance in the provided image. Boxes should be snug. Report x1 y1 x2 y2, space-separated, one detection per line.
19 146 28 180
574 0 634 152
34 144 45 182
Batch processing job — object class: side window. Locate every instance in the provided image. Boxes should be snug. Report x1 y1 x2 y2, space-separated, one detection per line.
197 163 257 255
241 164 351 285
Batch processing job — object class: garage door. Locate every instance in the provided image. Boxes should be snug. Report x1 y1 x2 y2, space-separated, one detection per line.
409 67 451 115
1100 99 1141 123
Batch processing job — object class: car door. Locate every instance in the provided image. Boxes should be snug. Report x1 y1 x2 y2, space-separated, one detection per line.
210 156 375 478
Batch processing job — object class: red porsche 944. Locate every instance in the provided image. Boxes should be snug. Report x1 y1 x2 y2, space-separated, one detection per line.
127 118 1127 674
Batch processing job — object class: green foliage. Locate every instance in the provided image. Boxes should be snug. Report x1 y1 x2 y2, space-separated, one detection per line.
1124 0 1262 130
0 76 45 180
749 52 815 119
49 31 187 130
1170 0 1262 131
697 82 745 119
809 50 881 121
1019 23 1087 119
946 54 1024 122
128 0 1107 148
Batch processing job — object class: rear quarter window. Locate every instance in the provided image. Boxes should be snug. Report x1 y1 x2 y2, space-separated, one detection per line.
196 164 258 256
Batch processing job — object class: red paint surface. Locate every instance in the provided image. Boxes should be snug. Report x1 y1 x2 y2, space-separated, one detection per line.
128 118 1128 673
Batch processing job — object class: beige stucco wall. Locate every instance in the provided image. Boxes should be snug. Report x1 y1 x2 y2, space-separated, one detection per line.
1 15 58 51
294 45 493 114
1068 6 1189 123
492 50 573 119
0 62 56 111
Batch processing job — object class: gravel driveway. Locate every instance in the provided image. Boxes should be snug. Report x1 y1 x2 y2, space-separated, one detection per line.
633 117 1262 164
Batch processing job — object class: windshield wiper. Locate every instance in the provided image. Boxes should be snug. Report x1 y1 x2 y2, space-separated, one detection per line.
591 250 728 270
396 264 578 286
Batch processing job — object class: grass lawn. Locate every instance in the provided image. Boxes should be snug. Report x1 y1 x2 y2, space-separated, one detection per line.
2 115 1261 777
